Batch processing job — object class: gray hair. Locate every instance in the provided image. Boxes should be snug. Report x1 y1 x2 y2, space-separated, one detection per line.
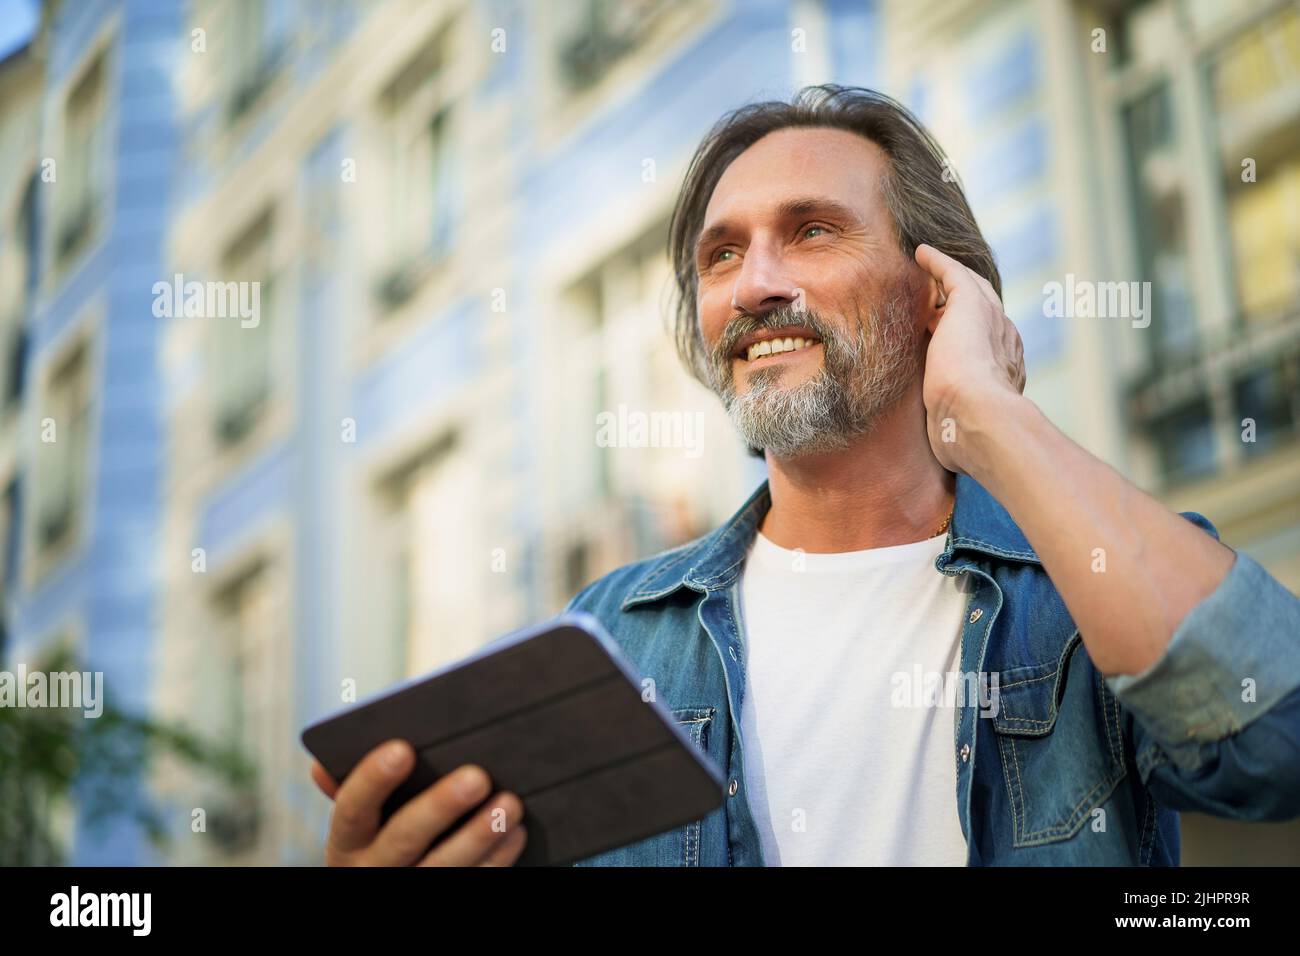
667 84 1000 387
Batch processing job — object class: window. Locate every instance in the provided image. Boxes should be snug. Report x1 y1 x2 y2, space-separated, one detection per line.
1235 360 1300 458
547 224 720 603
4 328 28 412
556 0 679 92
57 52 108 266
0 480 18 662
34 340 91 558
1 176 36 409
1108 0 1300 483
209 209 276 446
373 27 459 312
208 561 273 855
1122 84 1199 366
225 0 292 122
1210 3 1300 328
1148 396 1217 482
378 435 486 677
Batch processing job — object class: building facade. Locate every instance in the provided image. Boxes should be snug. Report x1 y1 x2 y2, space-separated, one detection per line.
2 0 179 864
3 0 1295 865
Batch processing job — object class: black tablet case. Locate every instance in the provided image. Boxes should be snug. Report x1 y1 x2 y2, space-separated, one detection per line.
301 613 726 866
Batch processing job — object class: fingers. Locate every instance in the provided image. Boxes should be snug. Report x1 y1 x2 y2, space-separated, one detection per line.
310 760 339 800
418 790 526 867
968 270 1004 312
327 739 414 856
917 241 1024 394
915 243 972 303
478 825 528 867
913 241 950 279
368 764 493 866
915 243 1003 312
996 303 1026 393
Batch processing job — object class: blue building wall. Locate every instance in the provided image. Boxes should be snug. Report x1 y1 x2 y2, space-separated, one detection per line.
11 0 179 864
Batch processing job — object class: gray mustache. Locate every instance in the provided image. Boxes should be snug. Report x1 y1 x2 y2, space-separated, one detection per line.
717 308 835 360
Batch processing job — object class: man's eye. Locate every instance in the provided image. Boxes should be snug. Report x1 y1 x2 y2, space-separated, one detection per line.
802 224 829 239
713 249 736 264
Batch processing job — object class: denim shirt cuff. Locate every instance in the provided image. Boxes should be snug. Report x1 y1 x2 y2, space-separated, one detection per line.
1103 549 1300 752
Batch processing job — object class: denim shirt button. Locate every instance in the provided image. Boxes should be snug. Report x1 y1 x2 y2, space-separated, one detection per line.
959 743 971 763
968 608 983 624
728 778 739 796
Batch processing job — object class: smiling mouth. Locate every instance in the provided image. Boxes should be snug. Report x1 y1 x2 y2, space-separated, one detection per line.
737 336 822 363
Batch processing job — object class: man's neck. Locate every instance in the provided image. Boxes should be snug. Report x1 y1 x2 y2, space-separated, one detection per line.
758 391 955 553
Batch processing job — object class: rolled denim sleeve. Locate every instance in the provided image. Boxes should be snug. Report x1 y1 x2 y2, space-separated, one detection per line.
1104 515 1300 821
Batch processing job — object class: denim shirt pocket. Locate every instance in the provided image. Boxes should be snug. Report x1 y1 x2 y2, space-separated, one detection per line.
990 632 1127 847
571 706 717 866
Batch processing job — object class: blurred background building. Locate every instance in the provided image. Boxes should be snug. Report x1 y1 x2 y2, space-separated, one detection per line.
0 0 1296 865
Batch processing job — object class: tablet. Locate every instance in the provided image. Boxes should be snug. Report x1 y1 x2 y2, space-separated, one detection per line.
300 612 726 866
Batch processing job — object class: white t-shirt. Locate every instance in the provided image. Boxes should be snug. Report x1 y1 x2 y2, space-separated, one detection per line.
737 527 973 866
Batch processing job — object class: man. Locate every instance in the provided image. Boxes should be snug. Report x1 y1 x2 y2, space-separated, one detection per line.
311 85 1300 866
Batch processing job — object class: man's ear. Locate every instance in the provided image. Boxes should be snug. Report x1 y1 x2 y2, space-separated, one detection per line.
912 260 945 335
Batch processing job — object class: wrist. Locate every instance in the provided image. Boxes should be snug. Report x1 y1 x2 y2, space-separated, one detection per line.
951 387 1039 487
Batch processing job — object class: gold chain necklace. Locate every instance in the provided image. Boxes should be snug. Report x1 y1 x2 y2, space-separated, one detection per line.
933 507 954 538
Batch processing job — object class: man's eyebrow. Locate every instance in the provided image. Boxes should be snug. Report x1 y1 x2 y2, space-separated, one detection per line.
695 196 862 258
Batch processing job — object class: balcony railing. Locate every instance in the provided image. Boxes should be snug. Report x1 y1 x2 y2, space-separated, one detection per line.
557 0 675 92
1126 306 1300 484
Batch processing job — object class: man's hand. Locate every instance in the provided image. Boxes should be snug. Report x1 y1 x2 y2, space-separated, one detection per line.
911 244 1235 676
310 740 527 866
914 242 1026 475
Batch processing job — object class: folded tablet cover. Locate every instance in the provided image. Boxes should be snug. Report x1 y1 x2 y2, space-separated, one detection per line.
301 613 726 866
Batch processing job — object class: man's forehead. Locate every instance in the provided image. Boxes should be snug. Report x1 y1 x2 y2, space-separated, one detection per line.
703 126 886 224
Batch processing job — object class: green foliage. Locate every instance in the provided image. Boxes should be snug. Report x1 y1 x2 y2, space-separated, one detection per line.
0 647 254 866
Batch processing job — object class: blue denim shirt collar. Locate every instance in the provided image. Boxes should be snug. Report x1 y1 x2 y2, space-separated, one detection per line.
620 473 1041 611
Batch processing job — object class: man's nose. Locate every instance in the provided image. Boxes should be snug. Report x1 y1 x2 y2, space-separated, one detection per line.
730 243 799 316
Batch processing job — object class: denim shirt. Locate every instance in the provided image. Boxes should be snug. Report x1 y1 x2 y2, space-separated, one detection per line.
563 475 1300 865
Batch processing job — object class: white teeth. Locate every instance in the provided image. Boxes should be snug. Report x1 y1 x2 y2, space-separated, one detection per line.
746 336 821 361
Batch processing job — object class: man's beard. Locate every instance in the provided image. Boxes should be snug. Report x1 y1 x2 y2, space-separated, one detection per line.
705 278 922 459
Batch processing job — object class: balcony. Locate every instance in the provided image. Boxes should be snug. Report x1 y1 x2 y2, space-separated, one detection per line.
225 44 287 124
55 198 96 264
1126 307 1300 487
371 233 452 315
557 0 675 92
